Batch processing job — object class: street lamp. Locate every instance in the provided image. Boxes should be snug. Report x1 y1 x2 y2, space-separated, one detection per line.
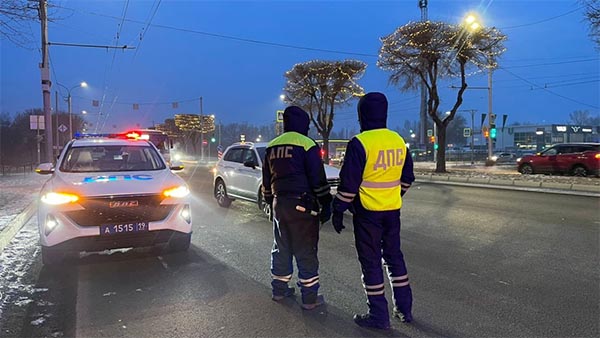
56 81 88 140
462 13 497 160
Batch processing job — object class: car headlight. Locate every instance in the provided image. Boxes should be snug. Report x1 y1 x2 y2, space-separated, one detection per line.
163 186 190 198
491 156 498 161
41 192 79 205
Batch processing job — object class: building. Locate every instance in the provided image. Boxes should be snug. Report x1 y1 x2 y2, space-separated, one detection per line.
496 124 599 153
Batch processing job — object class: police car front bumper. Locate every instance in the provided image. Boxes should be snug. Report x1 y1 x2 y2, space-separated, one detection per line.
38 198 192 249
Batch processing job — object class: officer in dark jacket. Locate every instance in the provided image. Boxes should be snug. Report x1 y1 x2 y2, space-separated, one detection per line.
332 92 415 329
262 106 332 310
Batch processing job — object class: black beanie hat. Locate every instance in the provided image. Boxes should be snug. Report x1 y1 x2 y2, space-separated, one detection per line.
283 106 310 136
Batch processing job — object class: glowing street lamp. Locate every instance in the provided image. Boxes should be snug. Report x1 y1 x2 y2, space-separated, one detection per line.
56 81 88 140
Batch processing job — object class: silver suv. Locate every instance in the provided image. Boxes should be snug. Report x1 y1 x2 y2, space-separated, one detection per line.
213 142 340 218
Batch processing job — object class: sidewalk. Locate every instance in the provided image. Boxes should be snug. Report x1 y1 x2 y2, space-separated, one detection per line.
413 161 600 196
0 173 47 252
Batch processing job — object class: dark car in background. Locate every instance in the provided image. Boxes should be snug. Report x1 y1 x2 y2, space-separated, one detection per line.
517 143 600 177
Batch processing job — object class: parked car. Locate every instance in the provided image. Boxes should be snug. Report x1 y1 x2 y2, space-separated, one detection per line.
34 135 192 265
213 142 340 219
489 152 517 164
516 143 600 177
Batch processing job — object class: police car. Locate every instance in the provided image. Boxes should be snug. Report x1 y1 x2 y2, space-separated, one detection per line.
35 134 192 264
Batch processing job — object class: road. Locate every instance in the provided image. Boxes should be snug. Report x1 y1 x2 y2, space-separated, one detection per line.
4 163 599 338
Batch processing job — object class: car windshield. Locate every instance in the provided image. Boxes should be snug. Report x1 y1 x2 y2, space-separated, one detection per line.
60 145 166 173
256 146 266 164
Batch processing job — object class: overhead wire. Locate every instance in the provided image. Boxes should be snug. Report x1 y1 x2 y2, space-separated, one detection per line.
48 3 598 122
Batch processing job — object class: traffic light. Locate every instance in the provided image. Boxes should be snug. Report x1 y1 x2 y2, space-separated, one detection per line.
429 135 435 143
484 130 490 138
211 135 216 143
490 128 497 139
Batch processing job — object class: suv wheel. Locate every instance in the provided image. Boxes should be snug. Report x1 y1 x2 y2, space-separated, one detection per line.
571 165 588 177
214 179 232 207
257 193 272 219
519 164 534 175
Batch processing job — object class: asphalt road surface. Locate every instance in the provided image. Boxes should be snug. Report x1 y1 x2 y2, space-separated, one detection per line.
6 163 600 337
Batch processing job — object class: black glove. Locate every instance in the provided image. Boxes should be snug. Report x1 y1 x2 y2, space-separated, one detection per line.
319 201 331 224
332 211 345 234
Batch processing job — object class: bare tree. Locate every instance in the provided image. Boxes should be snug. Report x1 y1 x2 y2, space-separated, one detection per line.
282 60 366 161
378 21 506 172
0 0 39 47
569 109 600 125
582 0 600 47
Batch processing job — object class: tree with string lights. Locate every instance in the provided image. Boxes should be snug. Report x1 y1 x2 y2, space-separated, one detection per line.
282 60 366 162
378 20 506 172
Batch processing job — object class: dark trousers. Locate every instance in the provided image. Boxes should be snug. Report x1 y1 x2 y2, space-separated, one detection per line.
352 204 412 323
271 196 320 304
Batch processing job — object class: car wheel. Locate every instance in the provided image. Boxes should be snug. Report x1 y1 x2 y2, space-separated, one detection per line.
41 246 65 265
168 233 191 252
519 164 534 175
214 179 232 208
571 165 588 177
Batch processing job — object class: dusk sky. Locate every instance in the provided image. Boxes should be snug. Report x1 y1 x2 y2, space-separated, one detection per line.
1 0 599 134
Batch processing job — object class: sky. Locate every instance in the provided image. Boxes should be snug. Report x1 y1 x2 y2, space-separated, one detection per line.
1 0 599 134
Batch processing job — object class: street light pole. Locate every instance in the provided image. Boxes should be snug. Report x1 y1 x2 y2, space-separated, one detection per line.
487 66 494 160
57 81 87 141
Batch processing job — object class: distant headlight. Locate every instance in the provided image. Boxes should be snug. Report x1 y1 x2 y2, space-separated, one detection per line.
491 156 498 161
174 153 182 161
163 186 190 198
41 192 79 205
516 157 522 162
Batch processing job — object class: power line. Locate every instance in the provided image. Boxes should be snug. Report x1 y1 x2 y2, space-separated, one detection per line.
502 58 599 69
499 5 584 30
499 67 599 109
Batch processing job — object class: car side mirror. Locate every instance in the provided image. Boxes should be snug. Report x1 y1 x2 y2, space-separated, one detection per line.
169 160 185 171
243 160 256 169
35 163 54 175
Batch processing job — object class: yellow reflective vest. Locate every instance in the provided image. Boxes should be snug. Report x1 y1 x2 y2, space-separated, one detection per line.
355 129 408 211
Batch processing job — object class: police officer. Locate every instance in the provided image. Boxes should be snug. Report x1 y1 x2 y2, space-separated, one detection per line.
332 92 415 329
262 106 332 310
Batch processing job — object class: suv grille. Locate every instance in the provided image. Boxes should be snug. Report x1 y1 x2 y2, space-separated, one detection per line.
65 194 174 226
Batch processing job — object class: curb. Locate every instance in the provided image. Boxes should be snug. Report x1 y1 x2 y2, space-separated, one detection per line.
415 175 600 197
0 202 36 253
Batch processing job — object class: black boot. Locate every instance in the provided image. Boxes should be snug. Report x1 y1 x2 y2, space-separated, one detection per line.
272 287 295 301
353 314 390 330
392 308 413 323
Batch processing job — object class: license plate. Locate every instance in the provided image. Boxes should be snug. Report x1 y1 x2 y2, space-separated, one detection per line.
100 222 148 236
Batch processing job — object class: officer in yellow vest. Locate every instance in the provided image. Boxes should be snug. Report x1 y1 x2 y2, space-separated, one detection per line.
332 92 415 329
262 106 332 310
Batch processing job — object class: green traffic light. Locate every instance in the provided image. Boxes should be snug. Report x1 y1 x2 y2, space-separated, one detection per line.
434 144 438 150
211 137 216 143
490 128 497 139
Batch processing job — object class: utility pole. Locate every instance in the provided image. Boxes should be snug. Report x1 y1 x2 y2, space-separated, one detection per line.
487 66 494 159
200 96 204 162
418 0 428 148
39 0 53 163
55 91 59 158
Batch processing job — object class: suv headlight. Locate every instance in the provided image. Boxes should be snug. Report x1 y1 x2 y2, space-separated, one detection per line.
163 186 190 198
41 192 79 205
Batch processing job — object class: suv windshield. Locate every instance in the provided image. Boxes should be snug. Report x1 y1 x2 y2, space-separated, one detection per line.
256 146 266 164
60 145 166 173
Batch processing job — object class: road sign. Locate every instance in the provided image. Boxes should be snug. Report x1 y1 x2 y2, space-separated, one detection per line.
58 124 68 133
276 110 284 122
427 129 433 137
463 128 471 137
29 115 45 130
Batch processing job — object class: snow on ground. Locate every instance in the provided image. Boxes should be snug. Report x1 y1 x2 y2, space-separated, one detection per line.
0 218 42 319
0 173 48 233
0 172 48 321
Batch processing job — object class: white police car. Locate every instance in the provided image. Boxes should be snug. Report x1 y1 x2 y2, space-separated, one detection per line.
35 135 192 264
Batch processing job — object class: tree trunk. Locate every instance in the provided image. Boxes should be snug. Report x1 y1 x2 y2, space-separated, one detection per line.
435 123 447 173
